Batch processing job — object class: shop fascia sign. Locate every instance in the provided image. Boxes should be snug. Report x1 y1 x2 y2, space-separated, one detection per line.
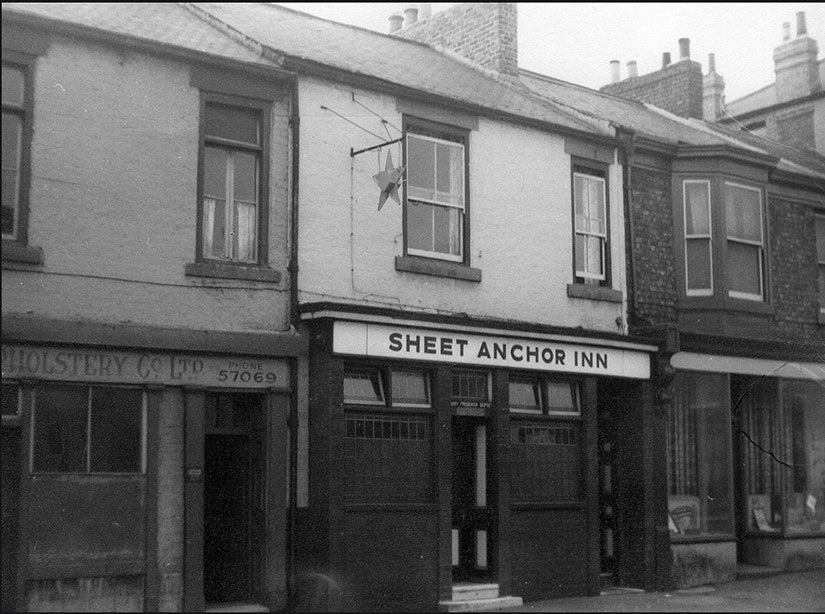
333 321 651 379
2 344 290 389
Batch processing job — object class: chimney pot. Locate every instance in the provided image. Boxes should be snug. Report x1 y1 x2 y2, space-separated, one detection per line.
782 21 791 41
708 53 716 74
627 60 638 78
679 38 690 60
404 5 418 27
796 11 807 37
418 3 431 20
662 52 671 68
610 60 621 83
388 12 403 33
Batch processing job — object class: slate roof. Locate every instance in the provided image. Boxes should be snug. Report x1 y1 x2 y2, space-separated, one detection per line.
726 58 825 117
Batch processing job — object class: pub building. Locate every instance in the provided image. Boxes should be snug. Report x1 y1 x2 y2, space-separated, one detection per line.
295 305 668 611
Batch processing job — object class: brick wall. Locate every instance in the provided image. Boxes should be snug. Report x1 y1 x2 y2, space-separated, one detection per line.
775 107 816 151
627 168 678 326
601 61 704 119
157 389 185 611
396 3 518 77
768 198 824 342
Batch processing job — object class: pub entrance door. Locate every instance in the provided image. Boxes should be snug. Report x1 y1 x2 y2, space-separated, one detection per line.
452 416 493 582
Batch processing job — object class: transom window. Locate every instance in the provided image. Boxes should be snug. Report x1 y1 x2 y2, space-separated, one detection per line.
683 180 713 295
2 61 27 241
509 375 581 416
725 182 764 300
343 364 431 408
405 123 466 262
573 164 609 285
199 98 265 264
32 385 145 474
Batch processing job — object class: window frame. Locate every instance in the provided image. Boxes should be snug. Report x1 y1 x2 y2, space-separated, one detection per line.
343 363 433 411
195 91 270 268
724 181 765 302
402 116 470 266
29 384 147 475
2 49 36 250
507 373 582 418
571 158 611 287
682 179 714 297
814 214 825 317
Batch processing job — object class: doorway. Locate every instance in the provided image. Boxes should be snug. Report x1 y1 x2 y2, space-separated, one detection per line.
203 393 267 604
451 416 492 583
597 402 618 586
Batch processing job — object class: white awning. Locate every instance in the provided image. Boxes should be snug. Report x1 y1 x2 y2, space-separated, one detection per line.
672 351 825 381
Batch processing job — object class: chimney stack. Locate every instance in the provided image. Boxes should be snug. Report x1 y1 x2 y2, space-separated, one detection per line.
703 53 726 121
796 11 807 36
389 12 403 33
662 52 671 68
782 21 791 42
679 38 690 60
610 60 621 83
404 4 418 28
627 60 638 78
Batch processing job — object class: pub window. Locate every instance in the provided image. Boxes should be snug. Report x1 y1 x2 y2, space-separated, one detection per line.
451 369 490 403
509 376 542 414
32 384 145 474
508 375 581 416
391 370 431 407
510 423 582 502
666 372 733 537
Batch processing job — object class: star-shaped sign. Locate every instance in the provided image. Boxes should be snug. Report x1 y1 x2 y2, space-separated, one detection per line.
372 150 405 211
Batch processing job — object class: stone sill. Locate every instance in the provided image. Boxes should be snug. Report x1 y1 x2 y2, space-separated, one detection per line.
185 261 281 283
2 242 44 265
567 283 623 303
395 255 481 282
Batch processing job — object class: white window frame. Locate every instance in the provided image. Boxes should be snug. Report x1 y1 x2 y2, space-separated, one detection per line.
683 180 714 297
724 181 764 301
2 61 26 241
405 132 465 263
573 171 607 282
816 215 825 314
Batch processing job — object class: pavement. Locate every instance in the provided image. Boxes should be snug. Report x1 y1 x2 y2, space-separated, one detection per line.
493 570 825 612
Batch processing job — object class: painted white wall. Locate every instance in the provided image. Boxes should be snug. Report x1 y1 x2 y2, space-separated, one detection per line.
1 35 292 333
297 78 627 334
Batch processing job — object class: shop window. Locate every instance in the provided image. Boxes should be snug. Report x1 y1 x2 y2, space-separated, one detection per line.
737 377 825 535
343 412 433 503
32 385 144 473
510 423 581 502
404 119 467 263
573 163 609 286
343 365 386 406
508 376 581 416
666 372 733 537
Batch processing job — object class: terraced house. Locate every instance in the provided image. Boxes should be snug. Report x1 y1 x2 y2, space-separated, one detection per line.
2 3 823 613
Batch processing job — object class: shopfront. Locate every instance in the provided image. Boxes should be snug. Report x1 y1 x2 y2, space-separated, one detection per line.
1 342 293 612
297 312 664 611
667 351 825 587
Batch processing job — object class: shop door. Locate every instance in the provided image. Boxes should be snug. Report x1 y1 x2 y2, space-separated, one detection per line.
452 417 492 582
1 426 21 613
203 393 266 604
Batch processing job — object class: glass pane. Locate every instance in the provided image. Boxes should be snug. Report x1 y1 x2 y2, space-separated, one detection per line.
686 238 711 290
667 372 733 536
392 371 430 406
783 380 825 534
2 113 22 171
204 146 227 199
233 201 257 262
205 104 259 145
33 386 88 472
586 236 604 276
815 217 825 262
727 241 761 296
431 205 462 256
509 378 542 412
203 197 226 259
575 234 585 273
90 388 142 472
233 151 258 203
343 366 385 405
684 182 710 235
574 174 588 232
435 141 463 207
546 382 580 414
407 136 434 200
588 177 605 227
451 370 490 402
1 65 25 106
2 168 19 237
725 183 762 242
407 200 433 252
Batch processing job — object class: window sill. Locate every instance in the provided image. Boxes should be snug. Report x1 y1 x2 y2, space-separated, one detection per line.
2 242 44 265
680 295 775 316
185 261 281 283
395 255 481 282
567 283 622 303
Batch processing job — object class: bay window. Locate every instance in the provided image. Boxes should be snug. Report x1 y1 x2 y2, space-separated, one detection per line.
725 182 764 300
683 180 712 295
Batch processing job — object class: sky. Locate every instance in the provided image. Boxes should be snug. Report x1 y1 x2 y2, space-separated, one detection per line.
274 2 825 103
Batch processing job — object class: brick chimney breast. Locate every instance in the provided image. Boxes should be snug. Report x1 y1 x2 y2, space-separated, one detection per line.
773 11 820 103
394 3 519 78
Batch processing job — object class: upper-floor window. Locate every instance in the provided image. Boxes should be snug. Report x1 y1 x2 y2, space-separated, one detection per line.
683 180 713 295
2 58 31 243
199 97 267 264
573 165 608 285
815 215 825 315
677 177 767 304
725 182 764 301
404 120 467 263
